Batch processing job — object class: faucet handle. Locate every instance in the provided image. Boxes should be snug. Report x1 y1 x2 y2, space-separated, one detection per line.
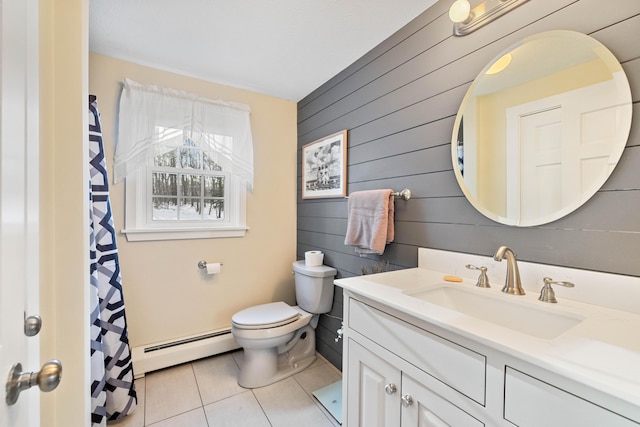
465 264 490 288
538 277 575 303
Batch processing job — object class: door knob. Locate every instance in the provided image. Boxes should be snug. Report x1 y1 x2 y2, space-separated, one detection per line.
6 359 62 405
384 383 397 395
401 394 414 407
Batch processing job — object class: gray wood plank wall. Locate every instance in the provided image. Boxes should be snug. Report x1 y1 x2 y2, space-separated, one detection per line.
297 0 640 370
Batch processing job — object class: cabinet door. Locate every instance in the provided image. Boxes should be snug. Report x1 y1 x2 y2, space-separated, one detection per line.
346 339 401 427
401 375 484 427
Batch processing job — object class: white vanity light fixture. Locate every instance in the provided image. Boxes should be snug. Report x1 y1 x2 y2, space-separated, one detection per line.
449 0 529 36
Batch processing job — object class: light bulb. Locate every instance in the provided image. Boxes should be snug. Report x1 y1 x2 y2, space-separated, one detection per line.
485 54 512 75
449 0 471 24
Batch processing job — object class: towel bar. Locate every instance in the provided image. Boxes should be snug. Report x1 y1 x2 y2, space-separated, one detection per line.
345 189 411 201
392 189 411 201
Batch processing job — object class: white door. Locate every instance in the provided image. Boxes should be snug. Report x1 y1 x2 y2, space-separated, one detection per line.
1 0 46 425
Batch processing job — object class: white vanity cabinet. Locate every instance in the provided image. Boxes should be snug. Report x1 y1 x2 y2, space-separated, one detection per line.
344 295 488 426
347 339 483 427
342 291 640 427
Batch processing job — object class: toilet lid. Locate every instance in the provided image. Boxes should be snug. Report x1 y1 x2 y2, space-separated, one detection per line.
232 301 300 329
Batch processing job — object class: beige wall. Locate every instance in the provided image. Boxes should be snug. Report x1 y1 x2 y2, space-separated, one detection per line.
40 0 91 425
89 54 298 348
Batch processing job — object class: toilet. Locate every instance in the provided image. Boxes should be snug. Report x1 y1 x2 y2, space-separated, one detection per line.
231 260 337 388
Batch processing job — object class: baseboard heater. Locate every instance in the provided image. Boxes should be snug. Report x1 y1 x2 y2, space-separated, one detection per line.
131 327 240 378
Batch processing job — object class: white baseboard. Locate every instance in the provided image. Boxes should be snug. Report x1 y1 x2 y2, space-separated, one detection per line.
131 329 240 378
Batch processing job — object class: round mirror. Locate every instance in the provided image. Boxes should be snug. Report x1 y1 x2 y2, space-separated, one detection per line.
452 30 632 226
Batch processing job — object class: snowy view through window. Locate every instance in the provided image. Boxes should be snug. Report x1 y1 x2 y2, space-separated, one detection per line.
152 130 226 221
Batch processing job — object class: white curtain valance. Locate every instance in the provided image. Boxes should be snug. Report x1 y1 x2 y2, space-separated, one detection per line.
115 78 254 190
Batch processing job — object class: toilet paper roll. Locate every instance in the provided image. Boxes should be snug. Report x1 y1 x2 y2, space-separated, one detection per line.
206 262 221 275
305 251 324 267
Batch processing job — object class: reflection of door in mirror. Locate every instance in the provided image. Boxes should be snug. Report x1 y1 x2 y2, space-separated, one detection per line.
451 30 632 227
505 75 629 225
516 107 563 224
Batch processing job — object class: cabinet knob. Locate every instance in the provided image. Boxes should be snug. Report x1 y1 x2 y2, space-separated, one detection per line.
384 383 397 395
401 394 414 407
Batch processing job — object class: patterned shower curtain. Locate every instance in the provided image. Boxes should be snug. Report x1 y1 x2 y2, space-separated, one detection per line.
89 96 137 425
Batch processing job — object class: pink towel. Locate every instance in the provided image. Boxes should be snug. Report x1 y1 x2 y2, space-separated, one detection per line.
344 189 394 255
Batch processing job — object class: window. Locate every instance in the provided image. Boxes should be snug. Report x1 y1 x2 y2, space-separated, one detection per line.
116 79 253 241
151 129 227 222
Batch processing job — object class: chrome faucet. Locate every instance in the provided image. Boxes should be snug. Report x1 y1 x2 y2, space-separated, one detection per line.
493 246 525 295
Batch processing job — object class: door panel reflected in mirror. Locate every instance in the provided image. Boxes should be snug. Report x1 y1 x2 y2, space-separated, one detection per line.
452 30 632 226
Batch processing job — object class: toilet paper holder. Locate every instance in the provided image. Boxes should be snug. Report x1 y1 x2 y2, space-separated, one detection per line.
198 260 223 269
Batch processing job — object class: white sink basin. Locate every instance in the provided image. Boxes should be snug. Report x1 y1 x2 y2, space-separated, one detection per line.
406 286 583 339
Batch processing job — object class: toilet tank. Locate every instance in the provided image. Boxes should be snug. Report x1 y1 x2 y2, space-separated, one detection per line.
292 261 337 313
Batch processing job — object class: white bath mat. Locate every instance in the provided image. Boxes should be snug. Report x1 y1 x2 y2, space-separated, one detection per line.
312 380 342 424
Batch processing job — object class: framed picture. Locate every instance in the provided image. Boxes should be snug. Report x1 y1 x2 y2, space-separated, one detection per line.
302 130 347 199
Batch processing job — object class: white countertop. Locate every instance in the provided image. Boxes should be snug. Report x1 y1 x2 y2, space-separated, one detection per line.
336 263 640 409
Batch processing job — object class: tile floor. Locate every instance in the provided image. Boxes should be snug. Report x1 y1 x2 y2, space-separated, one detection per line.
109 350 342 427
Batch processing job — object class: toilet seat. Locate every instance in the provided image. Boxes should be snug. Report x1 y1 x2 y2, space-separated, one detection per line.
232 301 300 330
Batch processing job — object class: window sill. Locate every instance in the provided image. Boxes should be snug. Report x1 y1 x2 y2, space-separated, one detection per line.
121 226 249 242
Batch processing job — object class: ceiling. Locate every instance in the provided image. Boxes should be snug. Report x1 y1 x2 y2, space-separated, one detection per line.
89 0 439 102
